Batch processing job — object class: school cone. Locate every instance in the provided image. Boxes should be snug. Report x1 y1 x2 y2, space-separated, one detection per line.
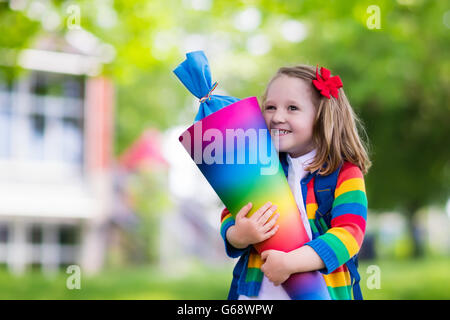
178 97 330 300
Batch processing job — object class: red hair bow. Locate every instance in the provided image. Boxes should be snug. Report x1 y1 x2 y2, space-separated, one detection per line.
312 65 343 99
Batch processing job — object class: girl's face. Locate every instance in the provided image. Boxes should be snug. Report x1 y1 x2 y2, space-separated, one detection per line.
263 75 317 158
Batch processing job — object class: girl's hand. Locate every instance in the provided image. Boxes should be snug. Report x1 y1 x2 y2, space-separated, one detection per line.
260 250 293 286
226 202 279 249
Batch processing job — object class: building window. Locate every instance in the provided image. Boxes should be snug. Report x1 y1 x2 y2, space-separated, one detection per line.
0 224 8 243
59 225 79 245
29 224 43 244
0 83 12 158
0 71 85 167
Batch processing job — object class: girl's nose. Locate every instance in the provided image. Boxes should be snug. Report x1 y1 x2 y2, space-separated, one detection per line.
272 109 286 124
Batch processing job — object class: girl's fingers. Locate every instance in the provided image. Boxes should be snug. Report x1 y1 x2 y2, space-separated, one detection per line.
258 204 277 225
251 202 272 220
262 213 279 232
236 202 252 220
260 250 269 261
262 224 279 241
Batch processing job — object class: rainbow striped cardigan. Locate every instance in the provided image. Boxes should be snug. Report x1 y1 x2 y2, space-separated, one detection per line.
220 161 367 300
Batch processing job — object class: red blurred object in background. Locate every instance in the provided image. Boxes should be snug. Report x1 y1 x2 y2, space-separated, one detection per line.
119 129 168 171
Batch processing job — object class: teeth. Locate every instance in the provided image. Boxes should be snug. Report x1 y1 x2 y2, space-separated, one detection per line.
272 129 290 135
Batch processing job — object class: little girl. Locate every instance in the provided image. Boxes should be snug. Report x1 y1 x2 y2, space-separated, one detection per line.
220 64 371 300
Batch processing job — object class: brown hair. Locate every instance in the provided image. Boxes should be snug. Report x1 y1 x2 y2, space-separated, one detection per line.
261 65 372 175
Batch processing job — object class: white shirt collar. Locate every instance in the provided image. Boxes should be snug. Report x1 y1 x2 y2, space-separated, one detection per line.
287 149 317 173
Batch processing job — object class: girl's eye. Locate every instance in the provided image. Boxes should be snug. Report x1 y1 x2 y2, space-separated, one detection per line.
288 105 298 111
265 105 276 111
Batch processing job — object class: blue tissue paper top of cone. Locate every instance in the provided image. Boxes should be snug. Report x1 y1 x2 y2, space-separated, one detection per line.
173 50 240 122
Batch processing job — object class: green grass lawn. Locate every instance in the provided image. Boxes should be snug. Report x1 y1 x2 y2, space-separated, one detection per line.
358 257 450 300
0 257 448 300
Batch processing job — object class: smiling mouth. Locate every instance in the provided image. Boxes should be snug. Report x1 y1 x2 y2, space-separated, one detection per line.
271 129 291 136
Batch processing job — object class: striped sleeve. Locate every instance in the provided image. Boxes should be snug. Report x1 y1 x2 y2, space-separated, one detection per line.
220 208 249 258
306 162 368 274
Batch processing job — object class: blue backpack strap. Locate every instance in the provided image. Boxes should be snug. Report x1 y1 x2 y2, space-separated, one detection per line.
313 163 342 234
346 255 363 300
313 163 363 300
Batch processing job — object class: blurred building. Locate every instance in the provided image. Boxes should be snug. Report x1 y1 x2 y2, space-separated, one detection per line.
0 33 114 274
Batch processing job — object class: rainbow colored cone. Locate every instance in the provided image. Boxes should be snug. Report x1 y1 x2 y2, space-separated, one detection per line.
179 97 330 299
